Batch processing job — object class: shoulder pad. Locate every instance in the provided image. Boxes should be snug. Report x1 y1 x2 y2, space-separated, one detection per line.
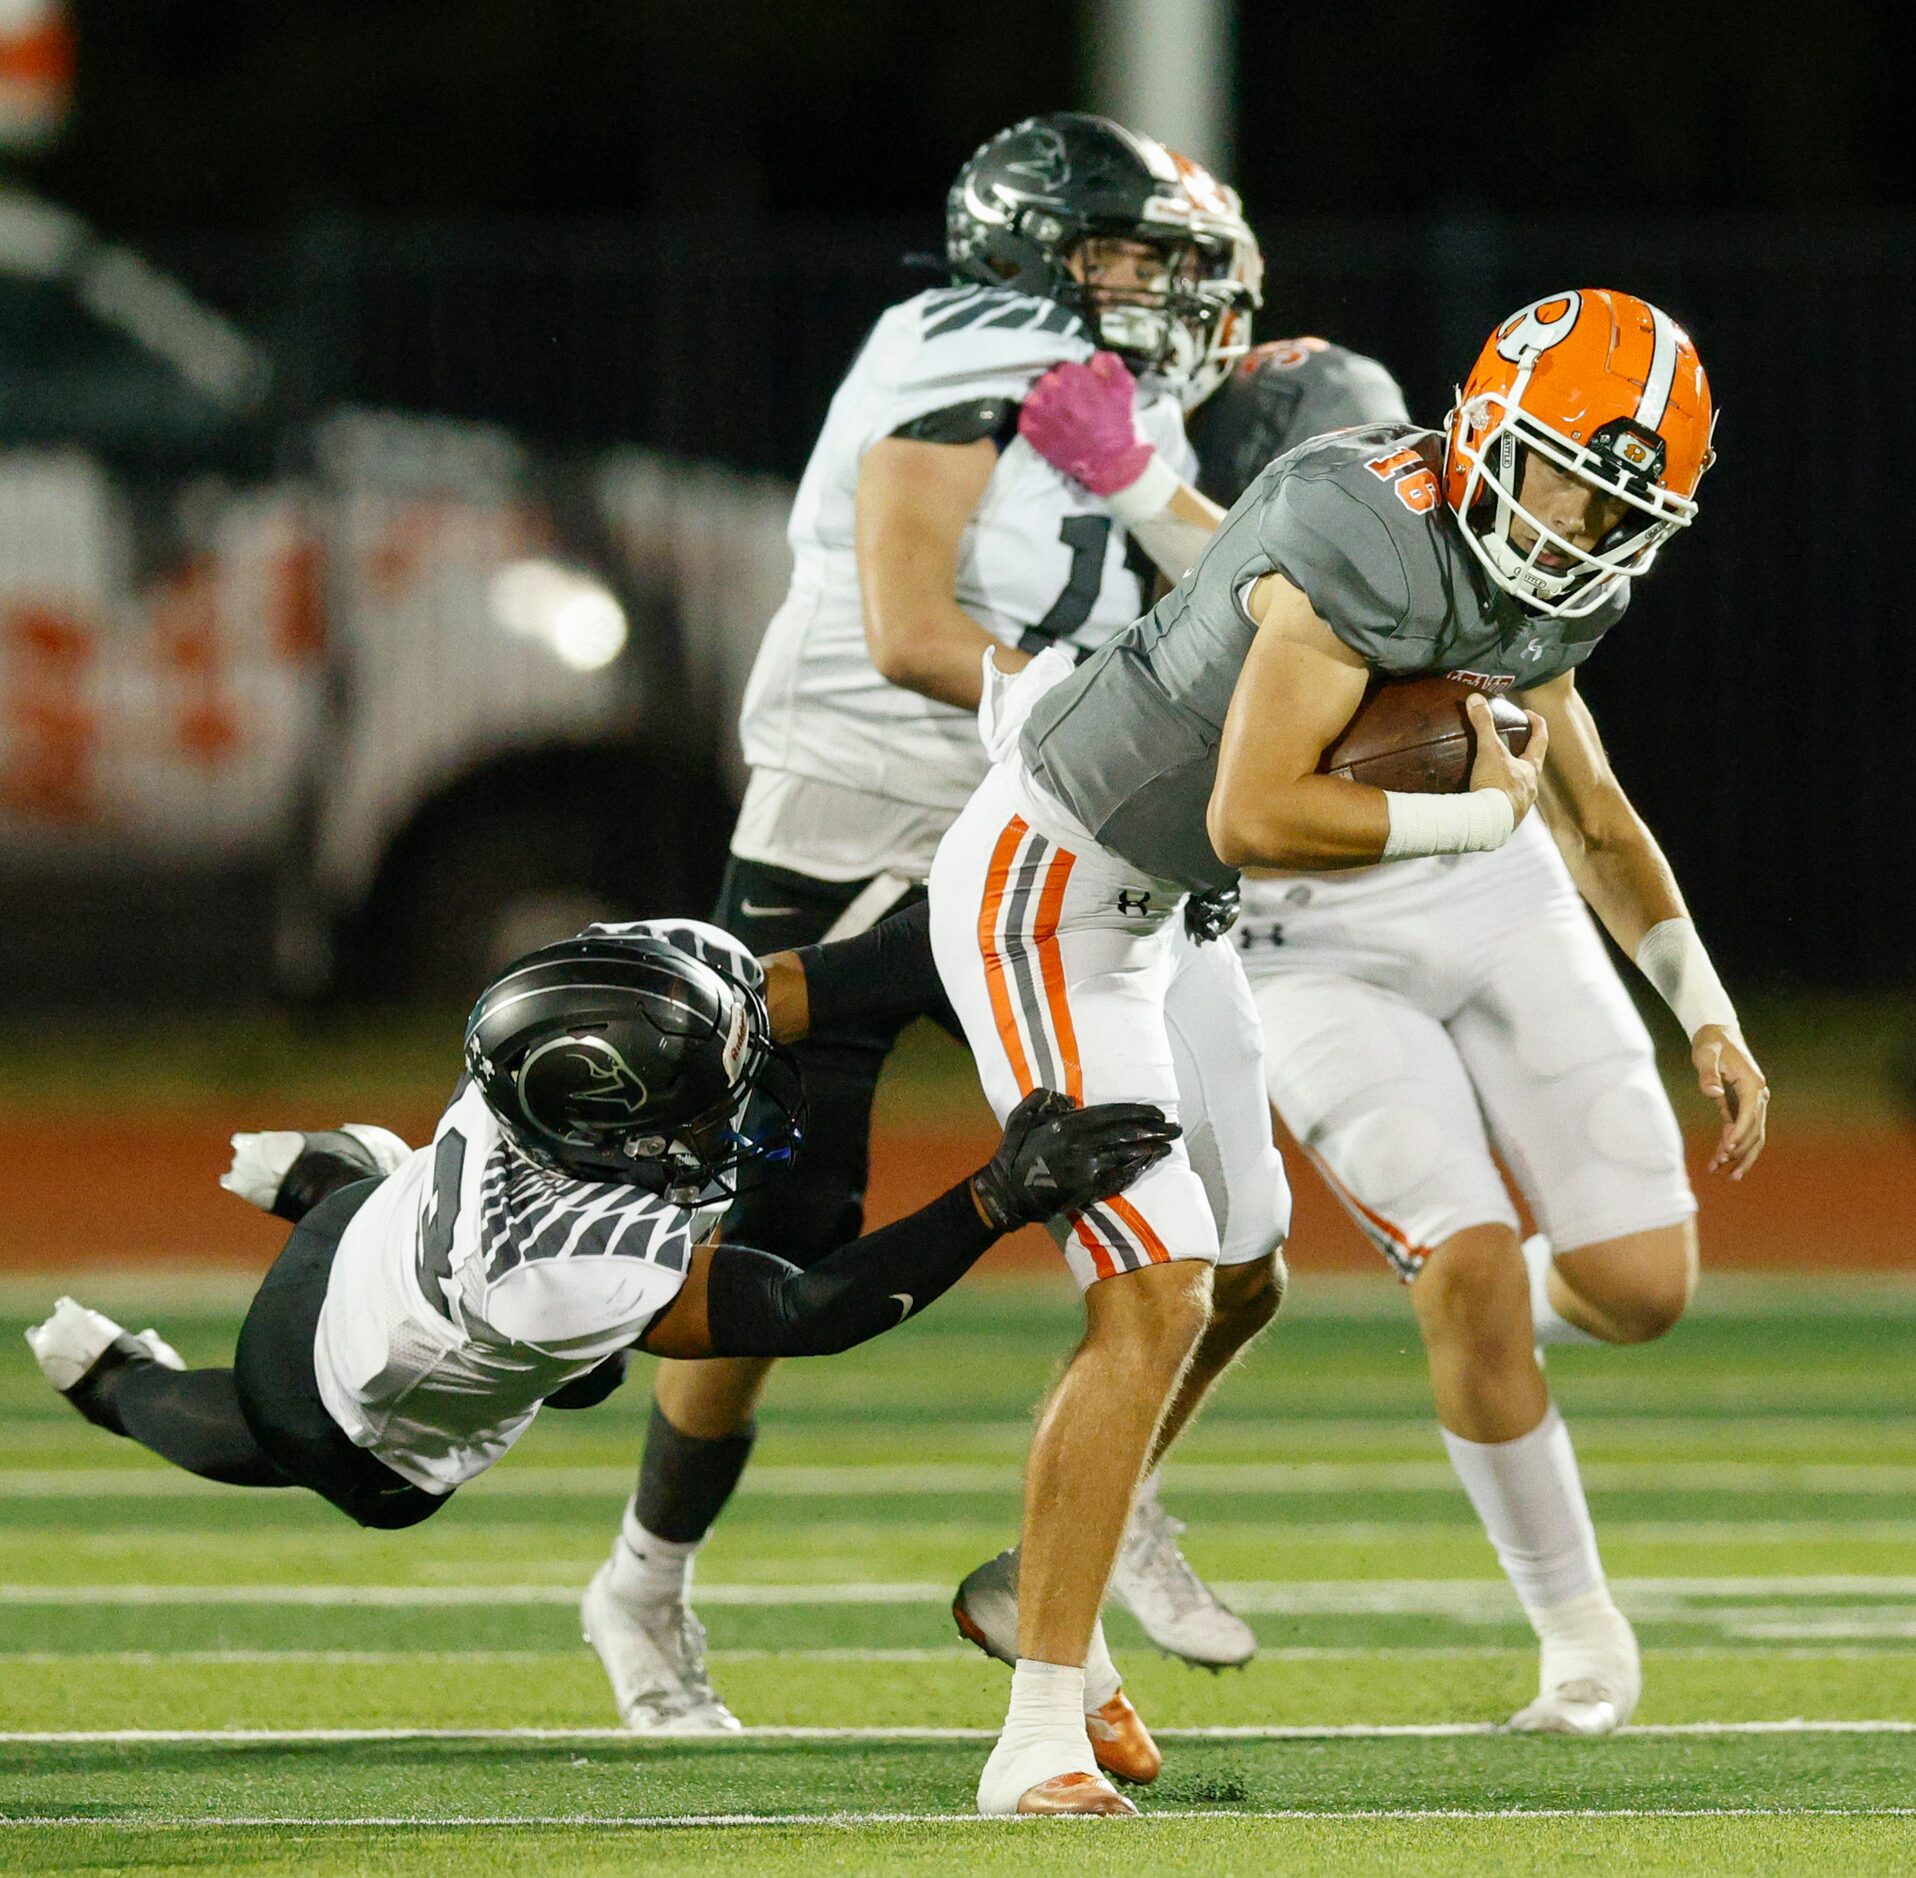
1194 341 1411 507
862 288 1094 447
890 397 1020 447
1259 435 1438 669
915 284 1086 345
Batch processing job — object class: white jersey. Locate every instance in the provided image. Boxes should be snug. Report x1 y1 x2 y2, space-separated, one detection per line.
311 919 750 1493
737 285 1197 834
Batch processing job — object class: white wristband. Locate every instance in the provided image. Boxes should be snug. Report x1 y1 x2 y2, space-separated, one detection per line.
1634 916 1738 1039
1103 451 1181 527
1381 788 1515 860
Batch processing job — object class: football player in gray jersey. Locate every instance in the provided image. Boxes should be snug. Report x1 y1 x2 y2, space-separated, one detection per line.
928 289 1768 1812
1037 319 1723 1734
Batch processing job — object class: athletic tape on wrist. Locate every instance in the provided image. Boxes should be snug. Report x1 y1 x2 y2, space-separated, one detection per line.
1634 916 1738 1039
1380 788 1515 861
1103 452 1181 528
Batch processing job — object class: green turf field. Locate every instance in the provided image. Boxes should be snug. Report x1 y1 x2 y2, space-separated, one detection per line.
4 1273 1914 1874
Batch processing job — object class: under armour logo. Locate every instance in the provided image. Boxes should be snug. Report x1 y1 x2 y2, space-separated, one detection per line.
1116 889 1152 916
1238 923 1285 950
1519 635 1546 662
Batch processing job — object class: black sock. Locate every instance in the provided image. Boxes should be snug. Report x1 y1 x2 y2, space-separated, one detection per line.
91 1363 295 1489
634 1400 757 1544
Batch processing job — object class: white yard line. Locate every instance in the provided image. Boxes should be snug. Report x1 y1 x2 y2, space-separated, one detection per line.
0 1647 981 1666
2 1720 1911 1744
4 1806 1915 1828
11 1459 1916 1496
6 1575 1916 1609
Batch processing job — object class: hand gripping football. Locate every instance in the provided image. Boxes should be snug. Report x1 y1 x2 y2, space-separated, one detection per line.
1318 676 1531 794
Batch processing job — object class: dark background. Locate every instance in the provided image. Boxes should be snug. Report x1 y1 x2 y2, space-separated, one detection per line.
37 1 1910 230
10 1 1912 987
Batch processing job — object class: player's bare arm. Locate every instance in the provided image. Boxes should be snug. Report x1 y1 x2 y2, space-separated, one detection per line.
856 434 1029 711
1525 667 1769 1177
1207 571 1547 870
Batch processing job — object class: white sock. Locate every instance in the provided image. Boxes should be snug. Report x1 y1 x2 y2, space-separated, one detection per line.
1441 1408 1606 1620
610 1500 698 1606
1523 1233 1602 1347
976 1658 1097 1811
1082 1618 1121 1712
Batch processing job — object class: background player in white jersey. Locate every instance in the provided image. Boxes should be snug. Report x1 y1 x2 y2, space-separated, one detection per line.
612 112 1264 1732
1088 331 1724 1731
27 919 1174 1554
926 289 1767 1814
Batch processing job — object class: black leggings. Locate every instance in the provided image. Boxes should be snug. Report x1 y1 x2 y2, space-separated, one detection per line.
101 1183 447 1530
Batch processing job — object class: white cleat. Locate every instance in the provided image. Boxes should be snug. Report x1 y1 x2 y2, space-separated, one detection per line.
222 1126 412 1214
1507 1679 1626 1736
1506 1593 1642 1736
581 1560 741 1734
26 1297 183 1395
1108 1491 1256 1669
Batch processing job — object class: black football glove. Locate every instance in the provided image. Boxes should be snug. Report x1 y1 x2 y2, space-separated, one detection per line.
970 1088 1180 1231
1183 885 1241 945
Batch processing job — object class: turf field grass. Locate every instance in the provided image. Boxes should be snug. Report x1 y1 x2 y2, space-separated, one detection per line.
3 1272 1915 1874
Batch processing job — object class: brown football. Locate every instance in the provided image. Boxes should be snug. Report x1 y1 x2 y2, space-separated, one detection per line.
1318 676 1531 794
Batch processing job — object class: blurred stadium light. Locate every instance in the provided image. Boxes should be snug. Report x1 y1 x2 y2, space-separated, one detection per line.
1086 0 1236 174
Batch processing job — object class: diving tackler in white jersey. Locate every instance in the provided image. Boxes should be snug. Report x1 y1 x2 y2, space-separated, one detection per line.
27 916 1175 1528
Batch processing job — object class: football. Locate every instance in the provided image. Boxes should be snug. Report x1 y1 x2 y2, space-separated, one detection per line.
1319 676 1532 794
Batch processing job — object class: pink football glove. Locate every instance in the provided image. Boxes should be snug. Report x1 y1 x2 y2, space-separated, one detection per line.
1018 350 1156 496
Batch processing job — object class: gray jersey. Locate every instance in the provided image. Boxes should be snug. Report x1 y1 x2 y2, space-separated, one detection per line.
1189 338 1411 508
1020 422 1630 891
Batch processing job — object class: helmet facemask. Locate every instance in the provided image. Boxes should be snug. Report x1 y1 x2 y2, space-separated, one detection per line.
1057 215 1259 406
599 972 805 1207
1448 362 1715 620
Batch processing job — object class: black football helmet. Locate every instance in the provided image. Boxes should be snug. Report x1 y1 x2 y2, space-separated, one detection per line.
463 932 802 1203
945 111 1261 407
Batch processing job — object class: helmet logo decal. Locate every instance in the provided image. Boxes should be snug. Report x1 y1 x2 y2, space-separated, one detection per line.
1495 293 1583 365
1003 124 1071 193
519 1034 651 1137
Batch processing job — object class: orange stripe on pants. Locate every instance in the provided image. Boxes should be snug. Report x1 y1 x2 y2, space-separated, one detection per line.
1071 1213 1120 1281
976 817 1035 1096
1105 1191 1171 1265
1303 1144 1430 1278
1031 846 1082 1103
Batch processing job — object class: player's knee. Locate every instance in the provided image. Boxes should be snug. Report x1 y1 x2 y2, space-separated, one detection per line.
1590 1257 1695 1344
1211 1250 1285 1344
1558 1223 1698 1344
1086 1260 1213 1371
1413 1229 1532 1366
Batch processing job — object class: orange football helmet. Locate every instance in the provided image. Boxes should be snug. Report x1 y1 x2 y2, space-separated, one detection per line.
1444 290 1716 617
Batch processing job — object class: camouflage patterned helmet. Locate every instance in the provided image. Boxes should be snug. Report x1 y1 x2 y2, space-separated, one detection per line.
946 112 1260 405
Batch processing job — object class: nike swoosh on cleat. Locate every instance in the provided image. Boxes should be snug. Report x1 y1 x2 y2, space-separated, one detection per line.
739 899 800 918
891 1293 914 1322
